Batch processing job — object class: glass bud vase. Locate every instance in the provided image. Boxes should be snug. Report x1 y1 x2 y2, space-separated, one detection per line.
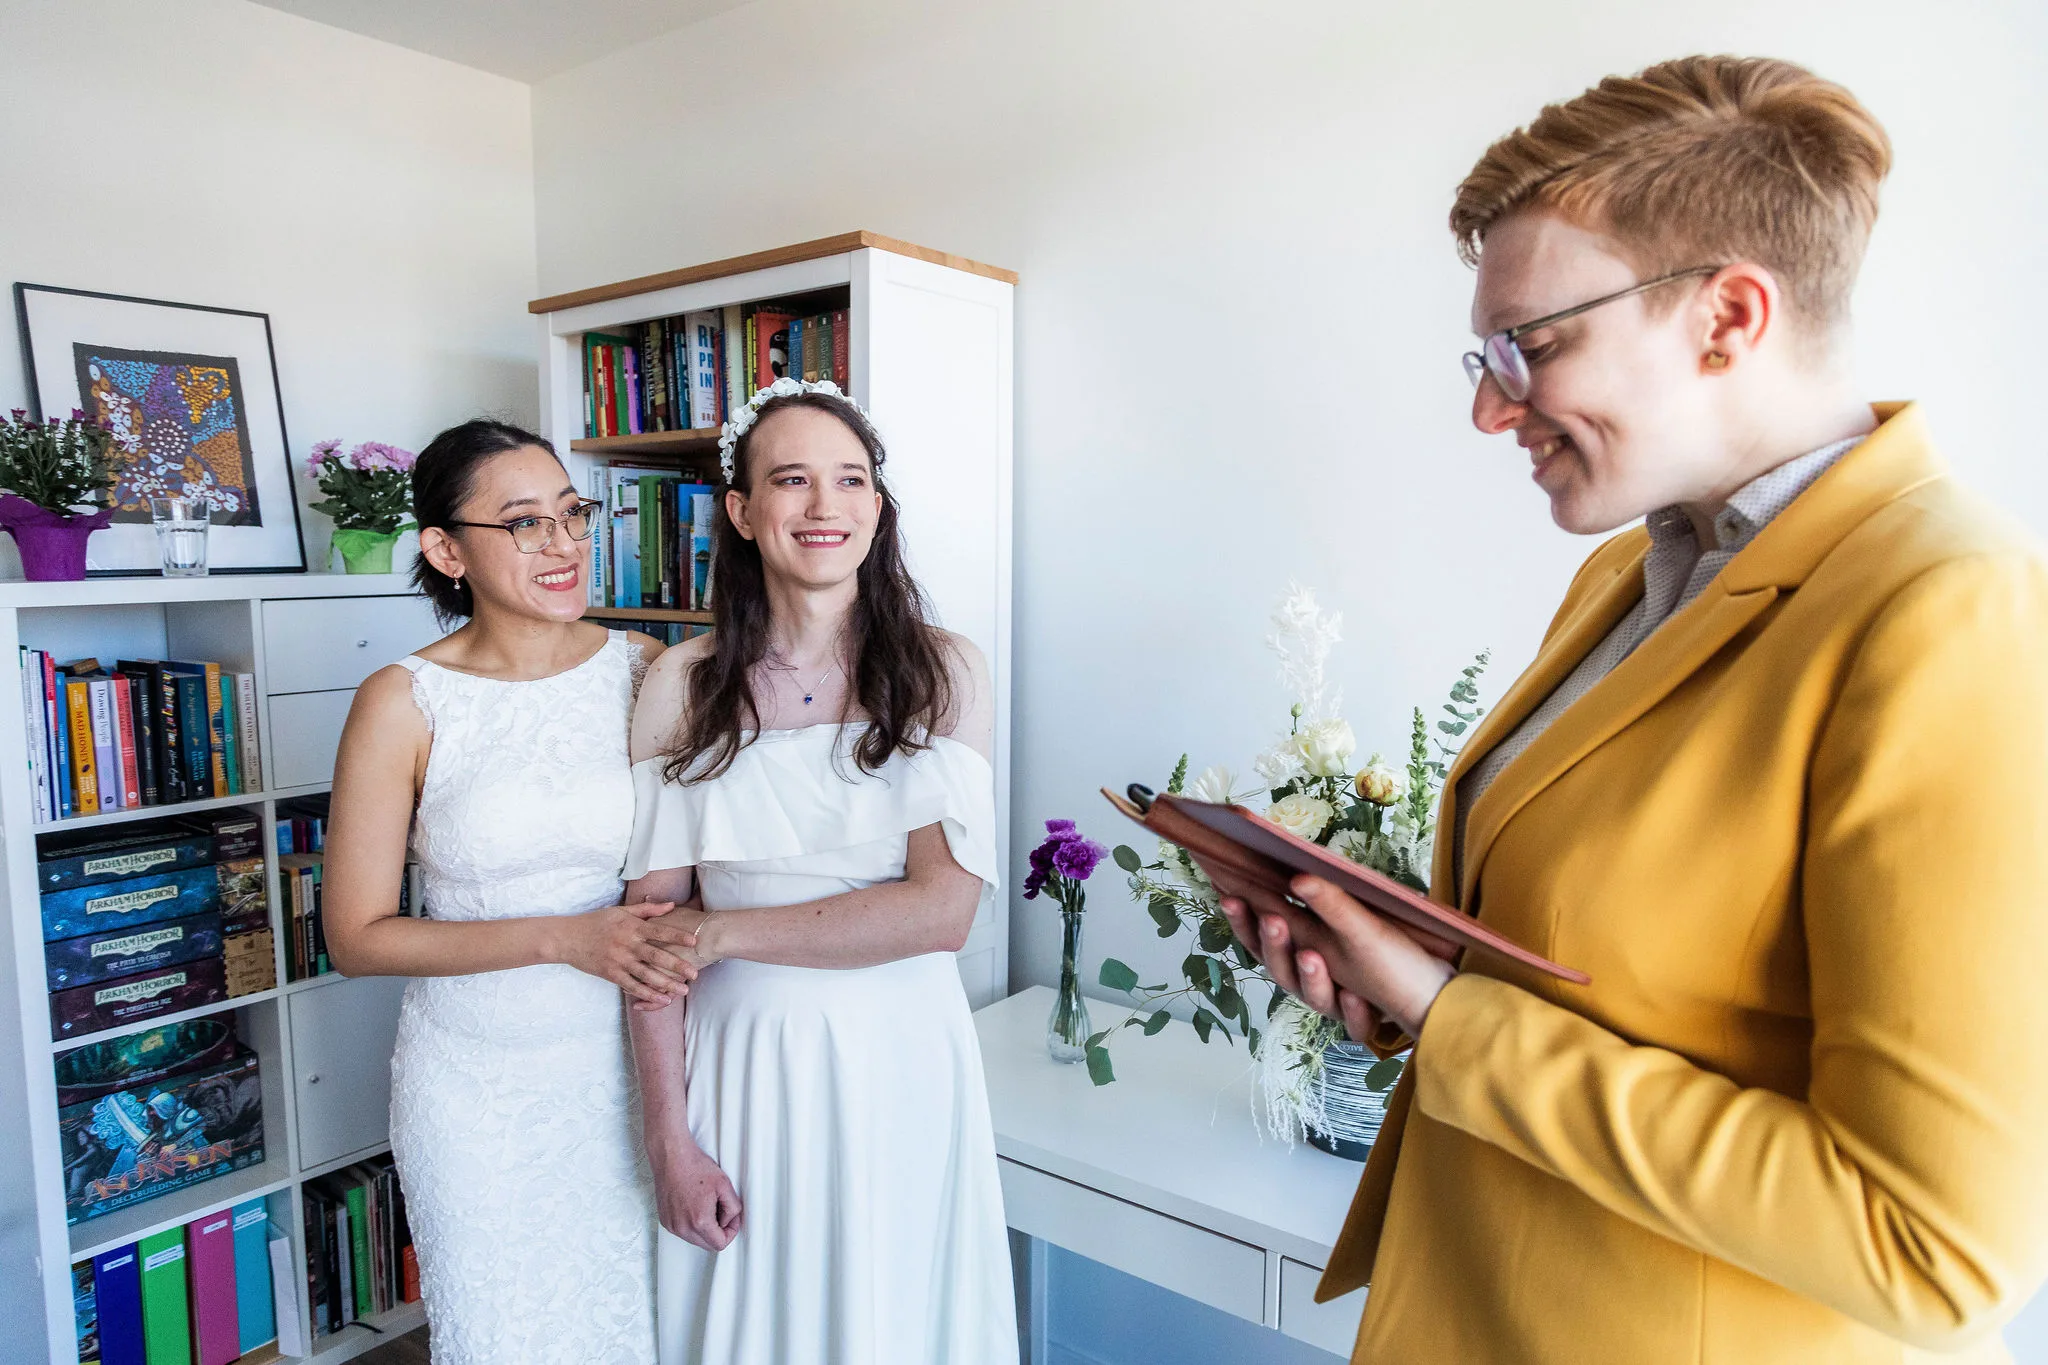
1045 907 1090 1063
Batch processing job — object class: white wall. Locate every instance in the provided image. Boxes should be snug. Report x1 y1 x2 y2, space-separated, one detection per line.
0 0 539 574
530 3 2048 1358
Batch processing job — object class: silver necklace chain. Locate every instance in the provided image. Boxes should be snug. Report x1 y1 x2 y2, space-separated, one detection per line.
765 648 844 706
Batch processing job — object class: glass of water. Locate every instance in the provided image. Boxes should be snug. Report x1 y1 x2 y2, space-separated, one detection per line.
149 493 211 577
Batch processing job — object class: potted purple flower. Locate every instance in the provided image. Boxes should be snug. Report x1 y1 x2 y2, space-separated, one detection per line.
1023 818 1109 1068
0 409 123 581
306 439 418 573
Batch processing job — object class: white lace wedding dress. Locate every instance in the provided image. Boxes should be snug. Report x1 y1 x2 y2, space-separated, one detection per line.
387 631 657 1364
625 723 1018 1365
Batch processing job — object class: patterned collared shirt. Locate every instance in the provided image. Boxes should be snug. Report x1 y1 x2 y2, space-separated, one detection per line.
1452 434 1867 879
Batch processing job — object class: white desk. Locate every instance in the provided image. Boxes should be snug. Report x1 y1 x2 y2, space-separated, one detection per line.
975 986 1370 1357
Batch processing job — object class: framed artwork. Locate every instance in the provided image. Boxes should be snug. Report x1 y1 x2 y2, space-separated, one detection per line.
14 284 307 574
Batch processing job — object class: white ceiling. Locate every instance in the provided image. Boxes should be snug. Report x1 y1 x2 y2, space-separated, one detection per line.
252 0 754 82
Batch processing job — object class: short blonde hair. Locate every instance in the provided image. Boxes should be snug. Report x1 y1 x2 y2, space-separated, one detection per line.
1452 56 1892 328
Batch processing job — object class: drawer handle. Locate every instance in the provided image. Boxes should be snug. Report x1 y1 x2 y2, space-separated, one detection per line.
355 639 369 648
306 1074 321 1084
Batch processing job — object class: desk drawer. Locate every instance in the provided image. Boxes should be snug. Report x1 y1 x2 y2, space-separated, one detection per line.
267 689 356 788
263 595 440 695
1280 1256 1367 1356
999 1157 1265 1323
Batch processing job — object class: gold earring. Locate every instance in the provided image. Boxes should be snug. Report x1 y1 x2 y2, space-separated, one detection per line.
1704 351 1729 370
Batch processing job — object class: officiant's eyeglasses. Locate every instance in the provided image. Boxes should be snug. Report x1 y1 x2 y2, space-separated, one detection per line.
448 499 603 553
1463 266 1721 402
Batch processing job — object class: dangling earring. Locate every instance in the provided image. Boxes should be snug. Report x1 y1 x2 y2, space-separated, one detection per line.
1704 351 1730 370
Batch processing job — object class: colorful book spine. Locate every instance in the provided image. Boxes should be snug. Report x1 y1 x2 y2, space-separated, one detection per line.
787 316 805 387
723 305 746 420
218 676 239 796
624 346 643 436
45 654 70 818
344 1180 373 1319
638 474 661 606
197 663 227 796
832 307 850 388
21 649 48 822
231 1200 275 1355
75 1257 101 1363
586 464 608 607
89 679 120 810
120 667 160 806
66 679 99 815
234 674 260 793
187 1209 240 1365
687 310 721 430
690 491 716 611
136 1225 191 1365
92 1243 145 1365
111 675 142 807
170 673 210 799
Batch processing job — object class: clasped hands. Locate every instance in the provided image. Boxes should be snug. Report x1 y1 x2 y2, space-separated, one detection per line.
559 899 722 1010
1198 859 1457 1042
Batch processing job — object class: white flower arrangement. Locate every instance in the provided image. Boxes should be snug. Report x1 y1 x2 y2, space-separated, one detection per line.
1089 584 1492 1149
716 376 867 484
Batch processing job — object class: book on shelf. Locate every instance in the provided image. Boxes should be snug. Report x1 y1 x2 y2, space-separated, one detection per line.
268 1219 306 1356
231 1198 277 1355
15 652 258 824
578 291 850 442
188 1207 240 1365
91 1243 143 1365
304 1155 417 1340
589 467 715 612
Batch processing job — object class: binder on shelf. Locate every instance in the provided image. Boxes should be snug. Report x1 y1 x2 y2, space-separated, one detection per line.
186 1208 240 1365
91 1243 145 1365
136 1225 191 1365
73 1258 100 1364
268 1220 305 1355
231 1199 276 1354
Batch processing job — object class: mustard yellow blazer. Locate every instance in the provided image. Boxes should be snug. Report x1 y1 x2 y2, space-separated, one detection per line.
1319 404 2048 1363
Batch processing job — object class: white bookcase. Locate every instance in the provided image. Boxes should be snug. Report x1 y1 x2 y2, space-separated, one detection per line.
0 574 442 1365
530 230 1017 1007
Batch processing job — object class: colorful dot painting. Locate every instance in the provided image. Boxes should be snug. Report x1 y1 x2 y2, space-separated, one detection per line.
71 344 263 526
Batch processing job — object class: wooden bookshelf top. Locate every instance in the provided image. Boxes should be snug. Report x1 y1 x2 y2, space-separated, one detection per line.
585 606 712 625
570 429 721 460
528 230 1017 314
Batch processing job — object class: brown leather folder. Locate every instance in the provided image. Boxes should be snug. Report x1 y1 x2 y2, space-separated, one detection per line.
1102 785 1590 986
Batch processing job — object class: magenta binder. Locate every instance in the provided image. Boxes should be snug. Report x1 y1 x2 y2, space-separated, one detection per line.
185 1210 240 1365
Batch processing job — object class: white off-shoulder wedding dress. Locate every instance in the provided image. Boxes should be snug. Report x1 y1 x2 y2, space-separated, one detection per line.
625 723 1018 1365
387 631 656 1364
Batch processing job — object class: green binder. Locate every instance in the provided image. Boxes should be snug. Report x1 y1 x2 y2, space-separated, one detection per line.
136 1226 191 1365
345 1182 373 1319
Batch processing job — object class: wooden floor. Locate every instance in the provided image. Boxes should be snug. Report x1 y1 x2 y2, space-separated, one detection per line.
355 1327 431 1365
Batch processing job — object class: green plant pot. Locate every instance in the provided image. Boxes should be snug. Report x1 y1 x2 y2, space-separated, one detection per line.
333 527 401 575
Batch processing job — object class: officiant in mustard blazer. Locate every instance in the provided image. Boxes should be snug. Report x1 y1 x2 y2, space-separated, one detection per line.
1207 58 2048 1365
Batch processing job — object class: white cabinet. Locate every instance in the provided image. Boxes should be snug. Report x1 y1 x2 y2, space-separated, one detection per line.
1279 1256 1367 1356
289 975 409 1171
266 690 359 789
261 595 442 695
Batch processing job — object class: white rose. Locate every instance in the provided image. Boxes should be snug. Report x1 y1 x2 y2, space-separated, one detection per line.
1188 765 1236 804
1355 755 1407 806
1292 718 1356 778
1265 793 1334 842
1253 743 1305 787
1328 828 1377 865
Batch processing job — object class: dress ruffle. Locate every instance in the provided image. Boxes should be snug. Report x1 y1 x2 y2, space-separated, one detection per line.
624 724 997 891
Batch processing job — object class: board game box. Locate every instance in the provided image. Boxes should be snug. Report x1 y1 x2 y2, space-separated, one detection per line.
56 1020 264 1224
216 857 266 936
50 957 228 1041
45 912 225 991
37 820 216 894
41 865 222 943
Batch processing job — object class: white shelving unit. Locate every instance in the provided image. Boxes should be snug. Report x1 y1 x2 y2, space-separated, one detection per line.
0 574 441 1364
531 230 1018 1007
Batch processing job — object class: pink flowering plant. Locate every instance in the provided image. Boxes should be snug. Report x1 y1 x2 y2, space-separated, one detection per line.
305 439 417 534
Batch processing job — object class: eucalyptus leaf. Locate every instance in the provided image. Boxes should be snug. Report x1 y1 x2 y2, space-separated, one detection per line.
1142 1009 1171 1036
1364 1056 1406 1092
1248 1025 1263 1056
1085 1029 1109 1049
1192 1008 1216 1043
1098 958 1139 993
1198 918 1233 953
1113 844 1143 874
1086 1044 1116 1086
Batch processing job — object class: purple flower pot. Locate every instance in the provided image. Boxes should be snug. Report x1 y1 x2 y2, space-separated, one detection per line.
0 495 114 581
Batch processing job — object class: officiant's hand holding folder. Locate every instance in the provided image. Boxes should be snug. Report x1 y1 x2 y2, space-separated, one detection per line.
1101 785 1590 986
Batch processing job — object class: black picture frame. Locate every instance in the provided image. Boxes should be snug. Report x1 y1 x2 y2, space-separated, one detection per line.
14 282 308 575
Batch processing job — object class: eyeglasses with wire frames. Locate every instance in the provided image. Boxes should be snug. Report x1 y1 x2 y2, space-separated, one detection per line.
1462 266 1723 403
446 499 604 554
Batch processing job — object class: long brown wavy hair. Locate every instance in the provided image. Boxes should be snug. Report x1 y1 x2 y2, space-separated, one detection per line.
661 390 954 784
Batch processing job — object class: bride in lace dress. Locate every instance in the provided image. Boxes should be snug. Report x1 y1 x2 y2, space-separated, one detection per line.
323 420 709 1364
624 384 1017 1364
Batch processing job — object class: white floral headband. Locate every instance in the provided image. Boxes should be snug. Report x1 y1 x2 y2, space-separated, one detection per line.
717 376 868 484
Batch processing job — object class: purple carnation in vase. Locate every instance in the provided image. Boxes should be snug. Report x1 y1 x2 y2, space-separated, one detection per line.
1023 818 1108 901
